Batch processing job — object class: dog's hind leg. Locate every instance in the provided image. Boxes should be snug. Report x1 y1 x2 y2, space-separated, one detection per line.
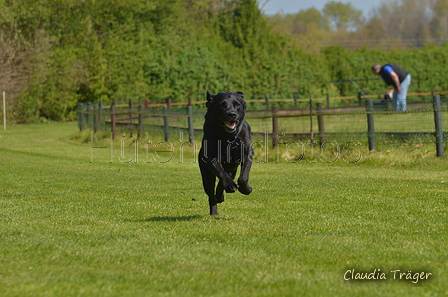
205 180 218 215
216 181 225 204
199 158 219 215
201 174 219 216
205 179 218 215
209 201 218 216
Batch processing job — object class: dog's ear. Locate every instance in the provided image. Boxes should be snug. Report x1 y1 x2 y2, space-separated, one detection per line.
236 91 246 110
206 90 216 102
206 90 216 108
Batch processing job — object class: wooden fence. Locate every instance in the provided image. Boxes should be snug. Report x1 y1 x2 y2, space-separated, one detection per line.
78 92 447 158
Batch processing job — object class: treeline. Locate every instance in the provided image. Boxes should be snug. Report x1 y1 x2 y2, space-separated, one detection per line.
1 0 448 123
267 0 448 50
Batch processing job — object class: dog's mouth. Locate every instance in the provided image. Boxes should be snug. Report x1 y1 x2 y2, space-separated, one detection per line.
222 121 238 132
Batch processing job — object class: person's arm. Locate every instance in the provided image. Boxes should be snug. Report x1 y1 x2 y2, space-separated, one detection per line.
389 71 402 93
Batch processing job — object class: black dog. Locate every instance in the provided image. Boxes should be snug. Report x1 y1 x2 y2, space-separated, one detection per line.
199 90 253 215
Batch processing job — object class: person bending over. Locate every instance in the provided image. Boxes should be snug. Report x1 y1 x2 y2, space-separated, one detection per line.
372 64 411 111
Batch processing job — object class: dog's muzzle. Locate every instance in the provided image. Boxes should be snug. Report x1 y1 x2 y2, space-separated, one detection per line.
222 120 239 133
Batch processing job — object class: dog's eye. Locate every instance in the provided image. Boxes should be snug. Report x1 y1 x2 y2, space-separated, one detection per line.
220 101 227 108
233 102 240 108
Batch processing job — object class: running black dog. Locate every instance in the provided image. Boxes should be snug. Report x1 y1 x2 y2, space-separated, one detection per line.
199 90 253 215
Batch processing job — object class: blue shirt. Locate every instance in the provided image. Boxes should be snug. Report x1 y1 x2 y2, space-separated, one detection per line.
382 65 394 76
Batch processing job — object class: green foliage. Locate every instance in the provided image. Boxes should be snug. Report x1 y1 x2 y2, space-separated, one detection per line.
322 44 448 96
3 0 448 122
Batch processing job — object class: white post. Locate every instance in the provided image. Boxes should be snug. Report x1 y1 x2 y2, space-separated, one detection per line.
3 91 5 131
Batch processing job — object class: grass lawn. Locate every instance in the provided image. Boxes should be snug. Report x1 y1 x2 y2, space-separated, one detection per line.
0 123 446 296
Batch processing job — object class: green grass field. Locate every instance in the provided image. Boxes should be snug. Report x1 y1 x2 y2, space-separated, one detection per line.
0 123 446 296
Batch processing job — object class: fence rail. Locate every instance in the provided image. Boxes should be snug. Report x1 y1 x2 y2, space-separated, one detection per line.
78 92 448 158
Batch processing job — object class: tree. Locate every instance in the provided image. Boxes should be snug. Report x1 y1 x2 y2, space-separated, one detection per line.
430 0 448 41
291 8 328 33
364 0 433 47
322 1 363 31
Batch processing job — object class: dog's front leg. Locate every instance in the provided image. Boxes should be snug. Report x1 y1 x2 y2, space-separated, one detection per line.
201 140 238 193
237 144 253 195
208 160 238 193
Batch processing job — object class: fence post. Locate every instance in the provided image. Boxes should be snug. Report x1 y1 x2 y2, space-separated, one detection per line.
98 101 103 130
316 102 325 147
293 93 298 109
166 97 172 112
2 91 5 131
111 101 116 140
272 106 279 148
309 99 314 145
78 103 84 131
86 102 92 129
265 94 270 110
163 105 170 142
93 102 99 133
367 99 376 151
129 99 133 129
138 99 144 139
187 104 194 145
433 94 444 158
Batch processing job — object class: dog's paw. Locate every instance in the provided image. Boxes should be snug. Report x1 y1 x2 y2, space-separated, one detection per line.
238 180 252 195
210 205 219 216
238 185 252 195
224 181 238 193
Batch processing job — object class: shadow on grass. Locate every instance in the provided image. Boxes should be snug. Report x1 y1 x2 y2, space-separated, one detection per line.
128 215 204 222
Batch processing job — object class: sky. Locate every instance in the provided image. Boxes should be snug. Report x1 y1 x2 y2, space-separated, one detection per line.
259 0 385 17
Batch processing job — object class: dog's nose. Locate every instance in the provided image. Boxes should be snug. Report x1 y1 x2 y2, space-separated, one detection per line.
228 111 237 118
227 112 237 120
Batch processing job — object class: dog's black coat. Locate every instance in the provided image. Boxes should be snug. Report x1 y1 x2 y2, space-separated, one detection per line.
199 90 253 215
